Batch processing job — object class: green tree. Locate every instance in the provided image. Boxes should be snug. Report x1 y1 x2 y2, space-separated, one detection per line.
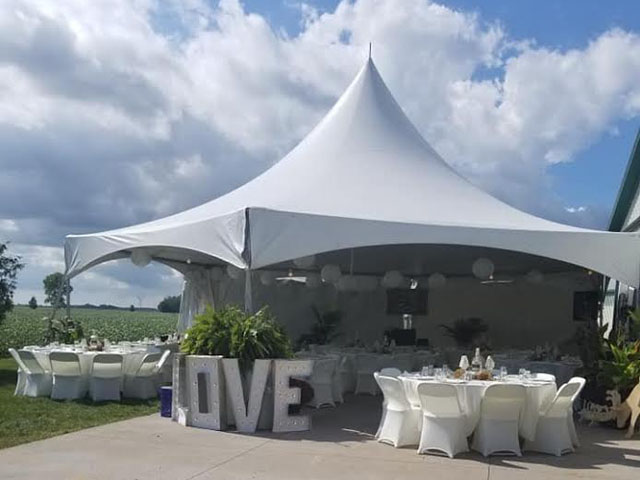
129 304 135 312
157 295 181 313
0 242 24 324
43 272 73 308
28 296 38 309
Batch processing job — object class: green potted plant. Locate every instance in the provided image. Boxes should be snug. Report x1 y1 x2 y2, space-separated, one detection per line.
439 317 488 348
182 305 292 368
181 305 293 430
576 310 640 425
296 305 342 349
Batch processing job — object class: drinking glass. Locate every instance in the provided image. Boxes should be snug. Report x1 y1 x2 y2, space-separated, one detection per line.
500 366 508 380
442 364 450 377
518 368 526 380
434 368 444 380
459 355 470 371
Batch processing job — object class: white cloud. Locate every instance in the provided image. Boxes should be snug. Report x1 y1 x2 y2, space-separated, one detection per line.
1 0 640 304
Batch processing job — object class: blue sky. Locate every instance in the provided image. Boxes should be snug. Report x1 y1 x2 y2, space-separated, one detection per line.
2 0 640 306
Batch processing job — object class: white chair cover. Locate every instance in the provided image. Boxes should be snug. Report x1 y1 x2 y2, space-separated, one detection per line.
50 351 86 400
123 352 162 399
417 383 469 458
567 376 586 447
524 378 586 456
338 355 356 394
308 358 336 408
90 353 123 402
472 384 526 457
354 354 380 395
376 374 420 447
329 355 344 403
9 348 27 396
15 349 52 397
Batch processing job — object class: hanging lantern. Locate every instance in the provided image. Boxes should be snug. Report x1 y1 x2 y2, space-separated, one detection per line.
427 272 446 289
210 266 224 281
320 264 341 284
472 258 494 280
526 269 544 284
226 264 243 280
130 249 151 268
305 273 322 289
260 271 275 286
381 270 404 289
293 255 316 269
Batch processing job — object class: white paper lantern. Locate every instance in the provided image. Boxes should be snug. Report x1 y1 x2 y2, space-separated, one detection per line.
226 264 243 280
305 273 322 289
526 269 544 284
293 255 316 269
130 249 151 267
381 270 404 289
428 272 446 289
472 258 494 280
260 271 275 286
320 264 341 284
209 266 224 281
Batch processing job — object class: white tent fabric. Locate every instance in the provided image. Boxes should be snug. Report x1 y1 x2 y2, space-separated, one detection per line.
65 57 640 288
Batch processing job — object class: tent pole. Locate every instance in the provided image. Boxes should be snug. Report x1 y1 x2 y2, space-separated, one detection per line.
65 278 71 319
244 269 253 314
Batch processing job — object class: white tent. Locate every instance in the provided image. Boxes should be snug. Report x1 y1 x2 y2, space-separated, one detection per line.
65 57 640 322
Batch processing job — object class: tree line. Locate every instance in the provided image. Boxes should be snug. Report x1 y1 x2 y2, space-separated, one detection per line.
0 242 181 324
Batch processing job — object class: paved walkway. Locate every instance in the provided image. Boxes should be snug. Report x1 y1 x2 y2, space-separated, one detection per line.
1 395 638 479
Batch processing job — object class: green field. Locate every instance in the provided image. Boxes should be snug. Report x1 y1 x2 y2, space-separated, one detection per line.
0 306 178 355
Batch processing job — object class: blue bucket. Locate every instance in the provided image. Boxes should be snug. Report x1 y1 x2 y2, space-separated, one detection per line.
160 386 172 418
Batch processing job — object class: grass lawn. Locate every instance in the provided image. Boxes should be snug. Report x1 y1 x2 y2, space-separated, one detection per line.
0 357 160 450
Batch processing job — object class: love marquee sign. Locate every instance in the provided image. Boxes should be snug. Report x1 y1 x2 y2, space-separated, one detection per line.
171 354 314 433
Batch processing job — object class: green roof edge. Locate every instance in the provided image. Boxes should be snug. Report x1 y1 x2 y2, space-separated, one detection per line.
609 128 640 232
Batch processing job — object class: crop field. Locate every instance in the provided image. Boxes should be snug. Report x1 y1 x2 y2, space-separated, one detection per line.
0 306 178 356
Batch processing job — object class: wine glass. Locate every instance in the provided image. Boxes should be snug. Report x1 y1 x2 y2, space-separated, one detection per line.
459 355 470 371
485 355 495 372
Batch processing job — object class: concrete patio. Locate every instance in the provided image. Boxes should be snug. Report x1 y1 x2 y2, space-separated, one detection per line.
0 394 638 480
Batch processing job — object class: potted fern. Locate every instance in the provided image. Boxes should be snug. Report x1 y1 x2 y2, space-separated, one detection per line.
181 305 293 430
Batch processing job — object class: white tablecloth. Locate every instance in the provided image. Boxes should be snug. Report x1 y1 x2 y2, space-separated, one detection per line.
491 356 581 386
399 375 556 441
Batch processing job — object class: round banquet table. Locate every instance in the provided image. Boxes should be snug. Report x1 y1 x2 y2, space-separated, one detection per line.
399 375 557 441
26 347 150 382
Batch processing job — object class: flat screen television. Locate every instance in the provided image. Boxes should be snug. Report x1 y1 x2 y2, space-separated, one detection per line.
386 289 428 315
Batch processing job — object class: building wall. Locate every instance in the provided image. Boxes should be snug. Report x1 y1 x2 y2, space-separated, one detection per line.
623 185 640 231
217 272 596 350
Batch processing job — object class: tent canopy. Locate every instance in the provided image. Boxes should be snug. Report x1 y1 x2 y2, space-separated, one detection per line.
65 57 640 287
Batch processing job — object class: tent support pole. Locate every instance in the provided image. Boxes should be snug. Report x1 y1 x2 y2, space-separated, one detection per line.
65 278 71 318
244 269 253 314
